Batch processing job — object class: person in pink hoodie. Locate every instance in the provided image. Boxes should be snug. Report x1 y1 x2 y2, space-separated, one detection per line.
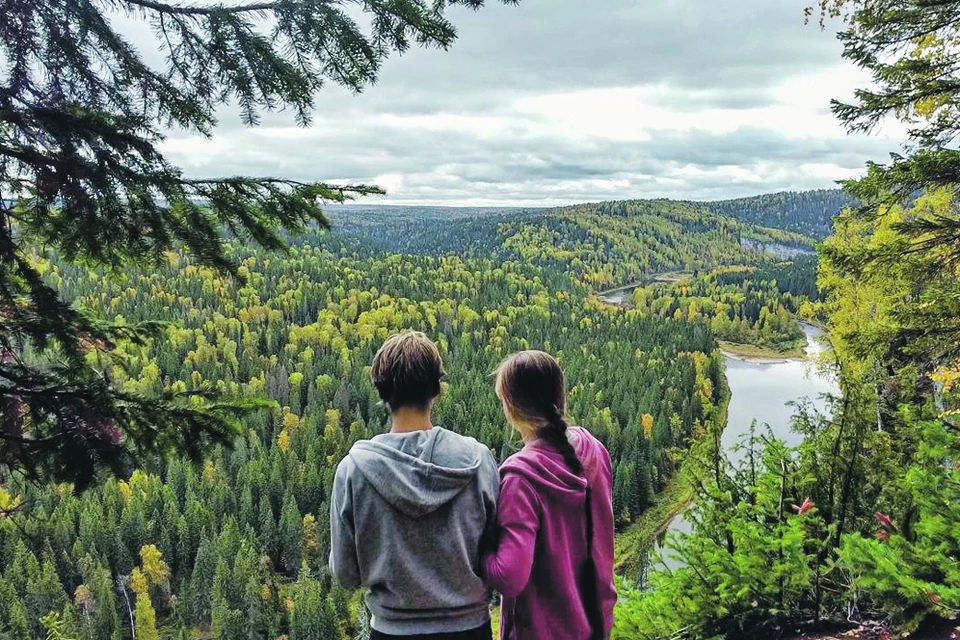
482 350 617 640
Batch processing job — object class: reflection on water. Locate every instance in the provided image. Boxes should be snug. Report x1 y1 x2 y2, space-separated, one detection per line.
651 325 839 572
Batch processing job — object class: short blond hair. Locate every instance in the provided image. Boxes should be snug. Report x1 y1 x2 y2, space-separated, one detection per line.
371 331 444 411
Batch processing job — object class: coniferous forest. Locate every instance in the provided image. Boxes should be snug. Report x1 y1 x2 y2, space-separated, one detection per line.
0 199 812 639
5 0 960 639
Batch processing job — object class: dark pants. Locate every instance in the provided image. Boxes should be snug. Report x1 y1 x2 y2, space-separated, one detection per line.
370 620 493 640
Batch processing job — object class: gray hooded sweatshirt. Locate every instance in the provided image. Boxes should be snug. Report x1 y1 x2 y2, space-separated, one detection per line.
329 427 499 635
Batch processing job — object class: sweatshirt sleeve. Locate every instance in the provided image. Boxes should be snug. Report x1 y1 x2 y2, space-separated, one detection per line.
329 459 362 590
482 473 540 598
478 448 501 556
595 440 618 638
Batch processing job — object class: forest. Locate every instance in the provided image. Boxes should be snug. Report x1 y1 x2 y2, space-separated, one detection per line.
0 200 815 639
628 265 811 356
702 190 856 240
610 0 960 633
4 0 960 639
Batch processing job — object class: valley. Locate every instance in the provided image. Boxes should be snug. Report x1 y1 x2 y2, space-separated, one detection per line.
0 191 844 638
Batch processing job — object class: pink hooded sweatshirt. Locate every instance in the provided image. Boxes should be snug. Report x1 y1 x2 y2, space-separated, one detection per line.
483 427 616 640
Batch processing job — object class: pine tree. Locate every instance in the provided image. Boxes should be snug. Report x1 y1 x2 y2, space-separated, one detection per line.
189 537 216 625
0 0 518 492
25 560 69 638
290 574 338 640
0 575 31 640
279 494 303 575
818 1 960 273
258 493 278 562
76 556 122 640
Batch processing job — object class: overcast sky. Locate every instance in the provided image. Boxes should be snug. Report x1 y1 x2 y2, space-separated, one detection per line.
153 0 904 206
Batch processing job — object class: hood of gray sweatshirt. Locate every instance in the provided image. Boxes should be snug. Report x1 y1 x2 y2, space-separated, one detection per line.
329 427 499 635
351 428 484 517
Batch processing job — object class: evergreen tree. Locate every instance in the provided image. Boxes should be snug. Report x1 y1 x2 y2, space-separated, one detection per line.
0 575 31 640
189 537 216 625
279 494 303 575
820 0 960 276
290 574 338 640
0 0 518 491
76 556 122 640
25 560 69 638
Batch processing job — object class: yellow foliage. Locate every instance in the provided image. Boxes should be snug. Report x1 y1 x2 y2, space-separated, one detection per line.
130 568 148 595
325 408 341 430
282 412 301 431
140 545 168 586
933 364 960 394
915 94 947 119
54 483 74 500
302 513 320 558
641 414 654 439
933 362 960 417
0 487 23 514
277 429 291 453
74 584 95 614
134 591 158 640
203 460 216 484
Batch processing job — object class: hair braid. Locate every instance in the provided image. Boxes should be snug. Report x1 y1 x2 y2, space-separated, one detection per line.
537 404 583 475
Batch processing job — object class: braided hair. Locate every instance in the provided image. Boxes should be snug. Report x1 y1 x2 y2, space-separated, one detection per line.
495 350 583 475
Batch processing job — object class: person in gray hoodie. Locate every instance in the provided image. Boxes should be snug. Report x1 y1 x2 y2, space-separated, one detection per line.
330 331 500 639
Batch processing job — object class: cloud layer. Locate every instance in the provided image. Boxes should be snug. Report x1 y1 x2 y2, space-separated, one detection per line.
149 0 905 205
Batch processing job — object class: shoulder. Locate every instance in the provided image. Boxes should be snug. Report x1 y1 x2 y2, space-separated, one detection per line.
569 426 596 443
569 426 613 478
571 426 607 455
435 426 486 451
499 446 542 477
334 446 361 483
435 427 497 463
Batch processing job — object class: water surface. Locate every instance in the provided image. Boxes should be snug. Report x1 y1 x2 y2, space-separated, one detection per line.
653 325 838 571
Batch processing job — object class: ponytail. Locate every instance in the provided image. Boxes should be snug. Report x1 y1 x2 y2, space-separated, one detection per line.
496 350 583 475
497 350 601 639
536 404 583 475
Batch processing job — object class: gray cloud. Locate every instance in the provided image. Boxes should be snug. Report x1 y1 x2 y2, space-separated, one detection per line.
138 0 903 203
166 115 895 204
303 0 844 115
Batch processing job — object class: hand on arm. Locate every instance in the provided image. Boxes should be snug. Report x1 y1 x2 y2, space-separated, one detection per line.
482 473 540 598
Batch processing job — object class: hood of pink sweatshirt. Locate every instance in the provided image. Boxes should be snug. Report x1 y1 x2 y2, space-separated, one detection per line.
485 427 617 640
500 433 593 504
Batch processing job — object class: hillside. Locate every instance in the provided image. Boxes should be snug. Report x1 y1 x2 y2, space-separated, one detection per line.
1 200 779 638
331 199 813 285
701 189 856 239
325 205 538 256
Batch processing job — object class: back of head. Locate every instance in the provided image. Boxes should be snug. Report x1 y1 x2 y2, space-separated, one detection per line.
496 350 583 475
371 331 444 412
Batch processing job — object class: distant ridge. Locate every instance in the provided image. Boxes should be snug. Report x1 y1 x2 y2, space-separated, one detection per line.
698 189 855 240
328 189 853 240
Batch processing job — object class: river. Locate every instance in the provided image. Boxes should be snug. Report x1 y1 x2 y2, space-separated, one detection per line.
653 324 838 570
596 272 690 305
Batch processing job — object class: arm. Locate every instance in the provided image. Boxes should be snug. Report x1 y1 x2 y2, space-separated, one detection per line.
595 443 617 638
482 473 540 598
328 460 362 589
478 449 501 557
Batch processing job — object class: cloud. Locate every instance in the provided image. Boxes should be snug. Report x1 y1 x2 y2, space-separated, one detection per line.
144 0 907 204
